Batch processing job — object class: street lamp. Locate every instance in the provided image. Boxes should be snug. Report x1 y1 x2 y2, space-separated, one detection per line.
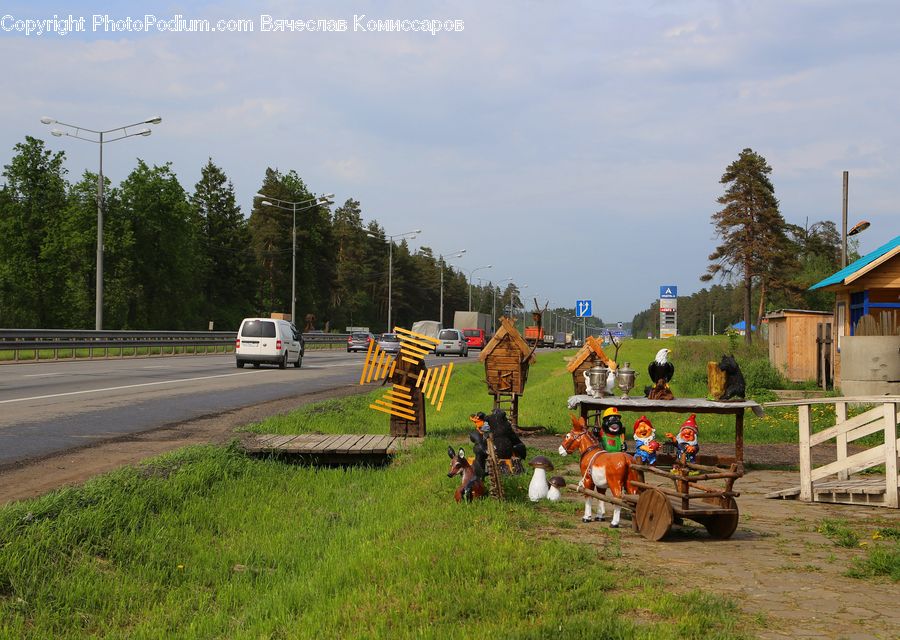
437 249 466 327
41 115 162 329
366 228 421 330
839 171 872 268
507 283 528 326
492 277 513 331
258 192 334 321
467 264 493 311
844 220 871 268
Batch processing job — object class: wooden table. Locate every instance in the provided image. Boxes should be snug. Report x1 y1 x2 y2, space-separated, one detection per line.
567 395 764 468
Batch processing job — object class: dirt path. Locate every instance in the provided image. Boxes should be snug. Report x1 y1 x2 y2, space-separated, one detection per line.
526 435 900 640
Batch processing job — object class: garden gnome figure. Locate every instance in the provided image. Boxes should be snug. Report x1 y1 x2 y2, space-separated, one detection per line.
632 415 660 465
528 456 554 502
666 414 700 465
547 476 566 501
596 407 627 453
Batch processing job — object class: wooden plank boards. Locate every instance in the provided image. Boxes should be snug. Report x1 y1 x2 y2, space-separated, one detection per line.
570 395 765 417
241 433 422 457
765 476 896 506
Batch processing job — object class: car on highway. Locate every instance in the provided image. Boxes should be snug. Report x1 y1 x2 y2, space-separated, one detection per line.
235 318 304 369
377 333 401 354
435 328 469 357
347 331 375 353
462 328 488 349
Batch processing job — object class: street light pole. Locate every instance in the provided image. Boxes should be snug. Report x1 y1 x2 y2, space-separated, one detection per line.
467 264 493 311
367 229 421 331
507 284 527 329
258 193 334 321
438 249 466 327
42 115 162 329
839 171 873 268
492 277 512 331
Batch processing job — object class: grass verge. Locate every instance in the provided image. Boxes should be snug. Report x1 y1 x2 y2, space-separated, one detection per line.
0 443 751 638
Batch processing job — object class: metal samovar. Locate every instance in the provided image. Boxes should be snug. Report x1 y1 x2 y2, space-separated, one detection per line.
615 361 637 398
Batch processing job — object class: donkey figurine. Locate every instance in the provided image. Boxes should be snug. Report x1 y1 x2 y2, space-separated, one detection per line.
447 446 486 503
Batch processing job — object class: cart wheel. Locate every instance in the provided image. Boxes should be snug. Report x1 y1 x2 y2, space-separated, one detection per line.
703 497 739 539
634 488 673 541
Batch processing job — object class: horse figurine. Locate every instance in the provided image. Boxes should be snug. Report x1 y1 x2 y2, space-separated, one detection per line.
559 415 636 527
447 446 486 503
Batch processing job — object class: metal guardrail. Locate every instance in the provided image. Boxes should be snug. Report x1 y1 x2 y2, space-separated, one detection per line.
0 329 351 363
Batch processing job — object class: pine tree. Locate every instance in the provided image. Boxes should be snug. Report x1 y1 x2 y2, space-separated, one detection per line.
702 148 792 344
191 159 256 330
118 160 200 329
0 137 69 327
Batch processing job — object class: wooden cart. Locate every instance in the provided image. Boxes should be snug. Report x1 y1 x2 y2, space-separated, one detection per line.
575 460 743 541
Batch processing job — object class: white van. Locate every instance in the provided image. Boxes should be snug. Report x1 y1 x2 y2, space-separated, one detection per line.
235 318 304 369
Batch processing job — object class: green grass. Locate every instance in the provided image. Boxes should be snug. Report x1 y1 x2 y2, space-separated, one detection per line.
247 336 816 445
0 337 769 638
816 519 900 582
0 444 751 639
0 335 873 636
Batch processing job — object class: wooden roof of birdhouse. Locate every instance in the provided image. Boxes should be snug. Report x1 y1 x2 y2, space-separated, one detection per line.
479 316 536 364
566 335 616 373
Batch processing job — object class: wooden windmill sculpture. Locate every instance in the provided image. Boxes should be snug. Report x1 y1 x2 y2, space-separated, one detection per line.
360 327 454 437
479 316 537 430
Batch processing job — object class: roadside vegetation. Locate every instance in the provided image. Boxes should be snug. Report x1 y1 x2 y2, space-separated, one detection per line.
253 335 827 445
4 335 894 636
817 518 900 582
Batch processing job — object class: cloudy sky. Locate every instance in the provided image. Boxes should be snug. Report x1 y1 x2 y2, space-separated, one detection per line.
2 1 899 324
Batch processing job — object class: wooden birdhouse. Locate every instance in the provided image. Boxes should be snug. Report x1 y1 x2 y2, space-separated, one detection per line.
566 335 616 395
479 316 536 395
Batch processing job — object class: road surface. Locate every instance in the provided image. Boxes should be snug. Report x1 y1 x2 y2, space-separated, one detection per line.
0 349 479 468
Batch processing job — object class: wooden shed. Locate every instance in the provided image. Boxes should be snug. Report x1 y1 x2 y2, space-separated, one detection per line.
566 335 616 394
809 235 900 392
479 316 536 395
764 309 833 382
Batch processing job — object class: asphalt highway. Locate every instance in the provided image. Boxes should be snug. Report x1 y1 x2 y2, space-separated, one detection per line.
0 349 480 467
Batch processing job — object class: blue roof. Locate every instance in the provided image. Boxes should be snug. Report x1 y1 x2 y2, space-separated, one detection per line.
809 235 900 290
729 321 756 331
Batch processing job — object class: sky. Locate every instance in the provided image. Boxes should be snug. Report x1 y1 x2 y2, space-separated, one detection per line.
2 1 899 325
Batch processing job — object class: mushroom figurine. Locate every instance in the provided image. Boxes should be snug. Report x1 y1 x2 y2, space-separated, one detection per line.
528 456 554 502
547 476 566 501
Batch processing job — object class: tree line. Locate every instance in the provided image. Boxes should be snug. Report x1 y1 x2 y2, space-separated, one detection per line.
0 137 527 333
631 148 847 342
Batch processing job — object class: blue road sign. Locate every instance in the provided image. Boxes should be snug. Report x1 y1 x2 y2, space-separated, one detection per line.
576 299 592 317
659 285 677 299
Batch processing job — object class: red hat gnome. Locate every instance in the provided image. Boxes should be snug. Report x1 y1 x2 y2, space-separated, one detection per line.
666 413 699 465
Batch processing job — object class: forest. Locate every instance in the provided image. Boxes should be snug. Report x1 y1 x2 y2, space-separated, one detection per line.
0 137 535 333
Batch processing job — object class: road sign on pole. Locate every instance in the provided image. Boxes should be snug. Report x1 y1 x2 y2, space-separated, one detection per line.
576 299 592 317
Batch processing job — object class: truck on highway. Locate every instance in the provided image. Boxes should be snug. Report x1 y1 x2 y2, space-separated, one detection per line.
524 326 544 346
554 332 574 348
411 320 442 341
452 311 492 349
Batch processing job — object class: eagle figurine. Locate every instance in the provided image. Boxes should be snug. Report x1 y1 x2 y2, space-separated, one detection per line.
648 348 674 385
644 348 675 399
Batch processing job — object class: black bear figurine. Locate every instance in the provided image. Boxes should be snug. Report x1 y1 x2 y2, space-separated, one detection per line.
718 354 746 401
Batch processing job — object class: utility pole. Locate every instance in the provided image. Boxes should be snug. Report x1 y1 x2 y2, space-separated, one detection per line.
842 170 849 268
